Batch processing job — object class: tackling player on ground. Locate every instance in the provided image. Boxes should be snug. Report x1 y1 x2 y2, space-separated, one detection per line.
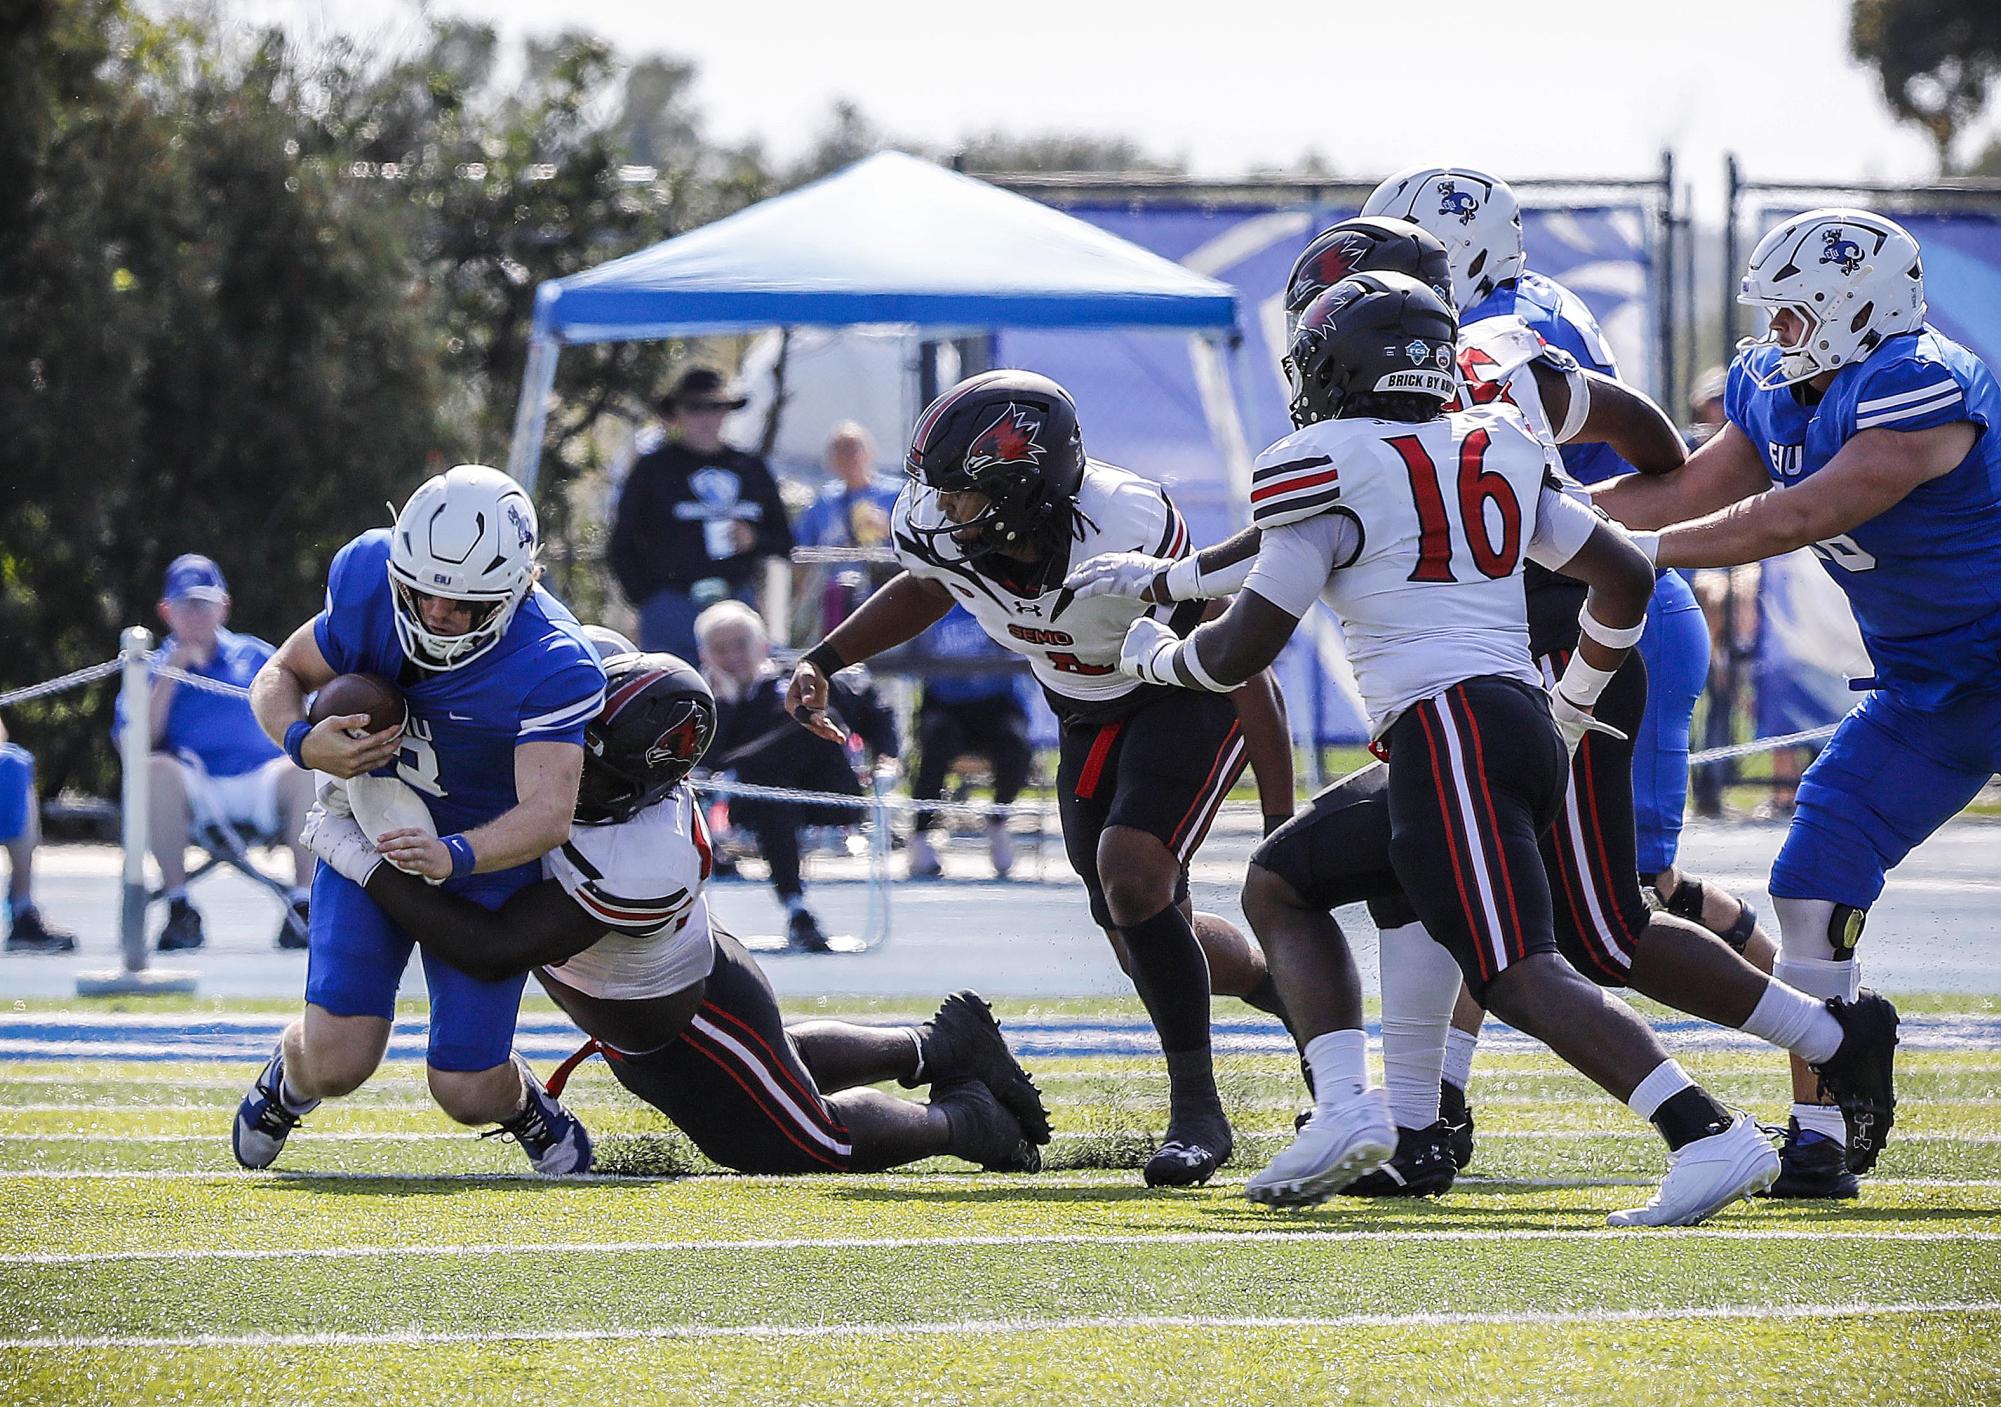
235 466 605 1174
1599 208 2001 1192
302 635 1049 1175
785 371 1295 1188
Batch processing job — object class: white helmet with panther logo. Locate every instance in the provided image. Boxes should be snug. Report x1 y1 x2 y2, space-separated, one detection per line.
1738 207 1926 390
1360 166 1526 313
387 464 539 671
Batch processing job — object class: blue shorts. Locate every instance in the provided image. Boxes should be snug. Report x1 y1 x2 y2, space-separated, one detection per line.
0 745 33 845
1770 687 2001 909
303 862 537 1072
1630 571 1710 875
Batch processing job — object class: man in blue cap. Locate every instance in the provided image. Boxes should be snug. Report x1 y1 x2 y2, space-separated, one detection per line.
113 555 316 950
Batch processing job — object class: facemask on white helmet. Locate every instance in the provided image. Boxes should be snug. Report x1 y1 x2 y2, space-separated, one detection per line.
386 464 540 672
1360 165 1526 314
1737 207 1926 392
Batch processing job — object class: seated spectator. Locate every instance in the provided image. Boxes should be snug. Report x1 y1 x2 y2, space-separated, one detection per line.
906 606 1031 880
793 421 902 635
0 716 78 953
695 601 897 953
609 366 793 662
112 555 315 951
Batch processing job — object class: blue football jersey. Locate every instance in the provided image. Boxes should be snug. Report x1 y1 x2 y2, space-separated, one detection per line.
312 530 606 836
1468 270 1632 486
1725 327 2001 708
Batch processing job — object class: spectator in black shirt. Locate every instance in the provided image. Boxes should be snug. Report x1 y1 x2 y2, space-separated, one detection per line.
609 366 793 661
696 601 898 952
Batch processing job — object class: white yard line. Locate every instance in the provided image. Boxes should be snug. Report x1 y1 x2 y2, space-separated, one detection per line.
8 1300 1999 1351
9 1226 1998 1268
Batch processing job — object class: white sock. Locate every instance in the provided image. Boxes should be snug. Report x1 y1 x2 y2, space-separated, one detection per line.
1443 1027 1479 1092
1793 1103 1848 1140
1775 954 1861 1004
1625 1059 1696 1121
1742 979 1843 1063
1378 920 1460 1128
277 1072 318 1113
1303 1030 1369 1115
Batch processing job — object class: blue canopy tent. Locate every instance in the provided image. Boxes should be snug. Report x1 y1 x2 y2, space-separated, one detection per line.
505 151 1254 497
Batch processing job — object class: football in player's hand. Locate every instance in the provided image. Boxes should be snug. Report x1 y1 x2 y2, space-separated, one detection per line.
308 673 406 738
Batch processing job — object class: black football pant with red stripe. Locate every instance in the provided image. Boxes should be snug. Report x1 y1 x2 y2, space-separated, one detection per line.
1383 677 1568 1003
602 931 856 1174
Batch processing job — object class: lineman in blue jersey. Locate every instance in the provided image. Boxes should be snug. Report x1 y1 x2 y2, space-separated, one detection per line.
1602 208 1999 1193
234 465 607 1174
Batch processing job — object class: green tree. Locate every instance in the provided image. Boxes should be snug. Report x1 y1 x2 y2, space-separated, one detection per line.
1851 0 2001 168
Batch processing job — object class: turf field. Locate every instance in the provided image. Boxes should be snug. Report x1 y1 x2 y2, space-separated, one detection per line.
6 995 2000 1406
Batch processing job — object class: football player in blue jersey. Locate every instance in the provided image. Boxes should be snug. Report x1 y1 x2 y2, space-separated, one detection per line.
234 465 608 1174
1360 167 1776 1143
1598 208 1991 1194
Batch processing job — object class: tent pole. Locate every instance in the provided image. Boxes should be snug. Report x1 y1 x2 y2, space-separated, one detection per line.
1189 332 1256 528
507 335 562 493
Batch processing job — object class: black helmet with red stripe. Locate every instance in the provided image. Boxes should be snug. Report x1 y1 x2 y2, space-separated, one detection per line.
577 650 715 825
903 370 1085 562
1285 271 1458 428
1284 217 1456 336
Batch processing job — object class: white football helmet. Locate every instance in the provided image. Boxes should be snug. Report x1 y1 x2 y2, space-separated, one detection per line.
1738 208 1926 390
387 464 539 671
1360 166 1526 313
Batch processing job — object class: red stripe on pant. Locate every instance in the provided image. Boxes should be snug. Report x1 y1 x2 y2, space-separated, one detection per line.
1448 686 1527 963
1074 719 1125 801
1415 700 1492 985
1567 735 1642 969
679 1023 850 1171
1168 721 1245 855
698 999 844 1136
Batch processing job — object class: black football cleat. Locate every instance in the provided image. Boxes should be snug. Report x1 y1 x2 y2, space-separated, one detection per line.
1757 1117 1859 1199
5 906 77 954
1143 1115 1233 1188
933 1076 1039 1172
1439 1078 1475 1170
1338 1120 1458 1198
1808 990 1898 1174
786 908 833 953
911 991 1051 1146
157 898 205 952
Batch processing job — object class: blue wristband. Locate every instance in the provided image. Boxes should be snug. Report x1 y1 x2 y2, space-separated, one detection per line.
441 834 477 881
283 720 312 769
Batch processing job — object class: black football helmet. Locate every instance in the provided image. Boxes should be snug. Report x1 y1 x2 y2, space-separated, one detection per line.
1284 217 1457 335
1285 272 1458 428
576 652 715 825
903 370 1085 562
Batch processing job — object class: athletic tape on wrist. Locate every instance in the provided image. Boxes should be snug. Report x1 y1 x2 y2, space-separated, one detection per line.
1556 653 1619 707
1162 556 1203 602
442 834 476 881
1627 530 1662 566
1579 607 1646 651
283 720 312 769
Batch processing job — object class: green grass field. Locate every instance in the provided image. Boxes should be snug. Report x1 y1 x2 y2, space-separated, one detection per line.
7 996 2001 1406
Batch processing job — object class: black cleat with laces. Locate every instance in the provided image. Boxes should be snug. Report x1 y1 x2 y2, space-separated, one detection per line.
1143 1114 1234 1188
1808 990 1898 1174
909 991 1052 1146
933 1076 1039 1172
232 1045 318 1170
481 1056 593 1175
1338 1120 1458 1198
1439 1078 1475 1170
1758 1116 1859 1199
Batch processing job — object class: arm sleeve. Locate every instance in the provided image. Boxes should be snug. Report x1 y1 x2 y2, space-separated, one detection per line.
1241 515 1356 618
1525 481 1606 570
515 655 607 745
1850 356 1976 435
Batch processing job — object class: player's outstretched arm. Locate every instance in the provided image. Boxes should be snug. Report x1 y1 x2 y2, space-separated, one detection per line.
250 620 402 778
1592 420 1770 530
1535 365 1686 475
1651 421 1978 570
362 866 605 982
1063 525 1265 604
787 572 954 742
1528 495 1657 750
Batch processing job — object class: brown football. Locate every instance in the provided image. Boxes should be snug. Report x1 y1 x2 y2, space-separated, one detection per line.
308 673 407 738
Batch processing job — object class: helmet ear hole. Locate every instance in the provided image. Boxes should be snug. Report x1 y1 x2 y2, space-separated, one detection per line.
1849 301 1876 335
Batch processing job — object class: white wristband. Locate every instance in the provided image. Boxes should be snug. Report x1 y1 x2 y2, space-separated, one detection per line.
1162 556 1204 602
1579 607 1646 651
1556 652 1619 707
1626 530 1661 565
1176 638 1230 693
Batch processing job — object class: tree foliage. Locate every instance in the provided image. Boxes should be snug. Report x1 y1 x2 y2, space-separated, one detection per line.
1851 0 2001 166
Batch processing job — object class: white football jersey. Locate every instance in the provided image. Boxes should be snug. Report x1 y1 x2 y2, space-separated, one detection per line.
540 784 716 1001
893 461 1196 716
1451 315 1588 453
1244 403 1587 735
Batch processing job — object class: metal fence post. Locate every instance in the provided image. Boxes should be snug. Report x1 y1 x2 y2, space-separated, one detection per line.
76 627 197 996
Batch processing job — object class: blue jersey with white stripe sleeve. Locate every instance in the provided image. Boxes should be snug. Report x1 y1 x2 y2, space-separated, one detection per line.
1466 270 1632 487
1724 327 2001 708
313 530 606 837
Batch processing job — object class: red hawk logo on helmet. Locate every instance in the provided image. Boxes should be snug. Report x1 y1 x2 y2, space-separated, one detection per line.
963 403 1046 473
645 707 711 770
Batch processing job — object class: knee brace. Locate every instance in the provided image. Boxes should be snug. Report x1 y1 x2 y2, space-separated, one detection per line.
1656 875 1760 954
1772 896 1865 1003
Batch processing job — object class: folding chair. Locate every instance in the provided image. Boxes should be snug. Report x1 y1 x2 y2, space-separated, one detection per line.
146 750 308 947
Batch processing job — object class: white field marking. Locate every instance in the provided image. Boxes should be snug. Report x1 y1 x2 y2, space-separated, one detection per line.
10 1226 2001 1269
8 1300 2001 1352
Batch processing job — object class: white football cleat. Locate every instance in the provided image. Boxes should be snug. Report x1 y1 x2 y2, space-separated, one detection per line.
1608 1112 1780 1227
1245 1089 1394 1209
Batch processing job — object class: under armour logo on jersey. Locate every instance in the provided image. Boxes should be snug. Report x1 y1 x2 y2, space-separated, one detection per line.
964 403 1046 473
1437 182 1480 225
1820 229 1866 276
1014 600 1043 616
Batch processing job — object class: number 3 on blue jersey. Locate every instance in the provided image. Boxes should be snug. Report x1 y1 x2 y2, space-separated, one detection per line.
396 717 447 797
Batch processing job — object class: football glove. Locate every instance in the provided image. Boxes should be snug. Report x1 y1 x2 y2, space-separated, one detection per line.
1551 692 1626 757
1064 552 1171 602
1118 615 1181 684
